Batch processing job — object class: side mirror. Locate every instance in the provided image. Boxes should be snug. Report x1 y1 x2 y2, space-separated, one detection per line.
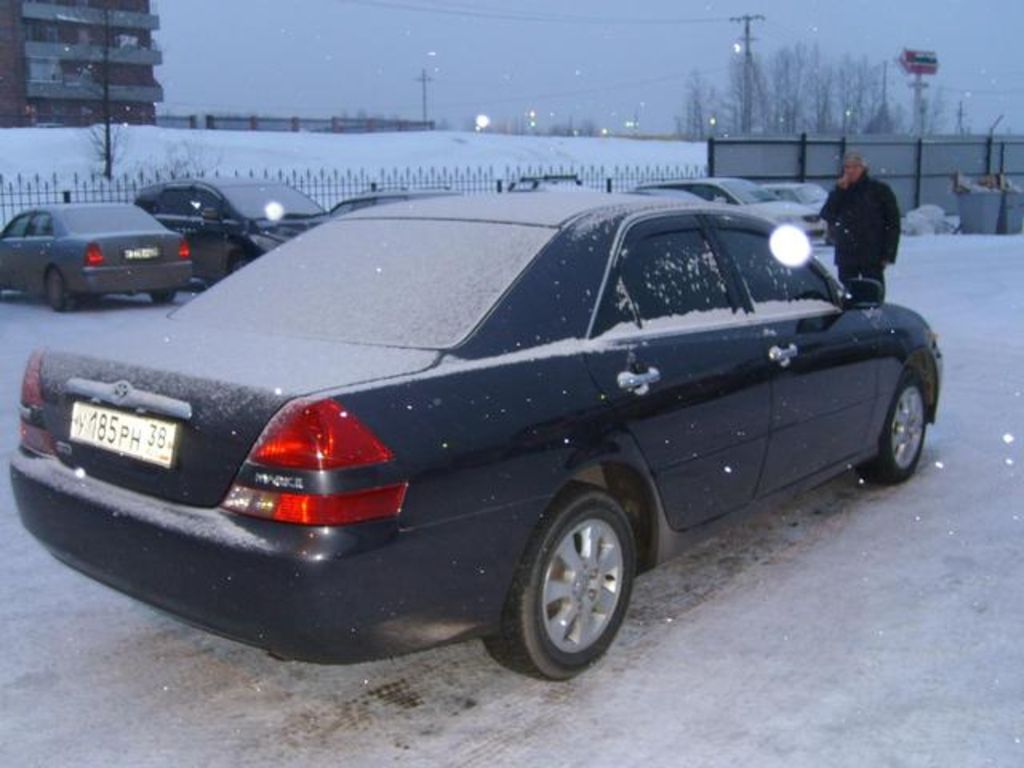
844 278 885 309
200 207 222 222
713 195 729 204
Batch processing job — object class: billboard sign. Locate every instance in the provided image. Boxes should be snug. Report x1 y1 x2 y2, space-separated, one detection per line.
900 49 939 76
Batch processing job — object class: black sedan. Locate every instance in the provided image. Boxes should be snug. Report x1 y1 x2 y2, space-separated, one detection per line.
135 179 327 284
0 204 191 310
11 193 941 679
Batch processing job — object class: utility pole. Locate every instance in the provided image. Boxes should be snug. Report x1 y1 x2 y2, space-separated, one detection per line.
730 14 765 134
415 68 433 124
957 100 966 135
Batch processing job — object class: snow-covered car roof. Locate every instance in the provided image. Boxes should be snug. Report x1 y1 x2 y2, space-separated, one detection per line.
342 190 710 228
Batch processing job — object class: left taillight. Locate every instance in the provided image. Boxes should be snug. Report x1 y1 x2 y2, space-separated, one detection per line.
221 398 406 527
178 238 191 260
19 350 55 456
84 242 104 267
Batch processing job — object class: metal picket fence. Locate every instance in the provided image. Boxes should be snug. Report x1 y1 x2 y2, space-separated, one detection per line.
0 162 705 227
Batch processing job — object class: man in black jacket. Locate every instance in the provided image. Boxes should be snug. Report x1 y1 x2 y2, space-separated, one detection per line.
820 151 901 292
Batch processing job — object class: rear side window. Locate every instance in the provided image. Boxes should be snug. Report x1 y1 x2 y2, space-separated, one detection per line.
595 227 735 336
715 227 834 308
27 213 54 237
173 218 556 348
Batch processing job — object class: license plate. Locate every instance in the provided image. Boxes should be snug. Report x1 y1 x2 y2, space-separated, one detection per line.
70 402 178 468
123 246 160 260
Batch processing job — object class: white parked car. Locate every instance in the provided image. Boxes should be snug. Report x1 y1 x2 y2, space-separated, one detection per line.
634 177 827 240
762 182 829 209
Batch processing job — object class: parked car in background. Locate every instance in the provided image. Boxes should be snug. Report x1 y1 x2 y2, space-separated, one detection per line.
13 193 940 679
0 204 191 311
135 179 327 284
762 182 829 209
329 189 459 216
635 177 828 240
508 174 585 192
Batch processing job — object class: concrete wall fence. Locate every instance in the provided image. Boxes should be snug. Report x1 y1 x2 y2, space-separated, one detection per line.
708 134 1024 214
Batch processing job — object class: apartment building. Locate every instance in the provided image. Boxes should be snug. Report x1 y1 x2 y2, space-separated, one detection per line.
0 0 162 127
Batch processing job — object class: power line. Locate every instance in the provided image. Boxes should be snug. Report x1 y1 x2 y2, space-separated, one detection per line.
337 0 730 26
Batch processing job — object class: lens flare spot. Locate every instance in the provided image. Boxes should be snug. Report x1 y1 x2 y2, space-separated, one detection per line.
769 225 812 267
264 201 285 222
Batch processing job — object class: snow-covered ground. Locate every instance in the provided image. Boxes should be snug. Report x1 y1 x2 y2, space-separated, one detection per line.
0 126 705 180
1 233 1022 767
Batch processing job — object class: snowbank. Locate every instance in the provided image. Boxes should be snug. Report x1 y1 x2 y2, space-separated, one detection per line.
0 126 706 180
903 204 956 236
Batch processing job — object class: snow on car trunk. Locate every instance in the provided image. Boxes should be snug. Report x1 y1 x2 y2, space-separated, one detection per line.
36 323 439 508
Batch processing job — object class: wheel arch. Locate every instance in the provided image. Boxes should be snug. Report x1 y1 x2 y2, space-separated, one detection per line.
555 456 663 574
904 347 940 423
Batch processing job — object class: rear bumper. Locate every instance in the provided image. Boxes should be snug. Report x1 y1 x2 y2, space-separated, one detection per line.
73 262 192 294
11 450 525 663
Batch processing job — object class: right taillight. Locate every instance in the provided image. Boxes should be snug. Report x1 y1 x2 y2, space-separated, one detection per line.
19 350 55 456
84 242 104 267
178 238 191 260
222 399 406 527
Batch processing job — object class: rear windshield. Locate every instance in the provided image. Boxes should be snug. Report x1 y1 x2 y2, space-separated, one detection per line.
60 206 162 234
220 184 323 219
173 218 557 348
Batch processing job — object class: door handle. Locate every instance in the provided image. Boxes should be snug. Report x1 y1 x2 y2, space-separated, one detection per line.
617 367 661 396
768 344 799 368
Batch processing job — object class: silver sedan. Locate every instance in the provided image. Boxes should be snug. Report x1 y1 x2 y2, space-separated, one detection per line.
0 204 192 311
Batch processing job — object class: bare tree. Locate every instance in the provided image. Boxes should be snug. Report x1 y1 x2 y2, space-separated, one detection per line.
807 45 836 133
766 44 809 133
683 69 718 139
86 121 126 176
95 7 114 178
924 85 947 134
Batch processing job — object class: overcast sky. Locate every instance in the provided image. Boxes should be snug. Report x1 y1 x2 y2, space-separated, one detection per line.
155 0 1024 135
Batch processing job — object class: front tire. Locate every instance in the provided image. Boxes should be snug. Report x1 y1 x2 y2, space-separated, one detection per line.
860 370 927 484
485 487 636 680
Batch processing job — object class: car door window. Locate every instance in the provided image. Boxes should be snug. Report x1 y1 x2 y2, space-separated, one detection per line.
1 214 32 239
715 226 836 315
27 213 54 238
595 226 737 336
189 188 224 217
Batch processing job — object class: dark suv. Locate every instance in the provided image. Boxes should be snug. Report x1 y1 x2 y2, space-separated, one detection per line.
135 179 327 284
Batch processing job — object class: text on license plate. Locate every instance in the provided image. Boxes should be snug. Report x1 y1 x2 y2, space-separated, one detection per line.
70 402 178 468
123 247 160 260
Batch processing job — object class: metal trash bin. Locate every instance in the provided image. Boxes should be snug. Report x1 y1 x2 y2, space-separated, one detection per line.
956 191 1001 234
998 191 1024 234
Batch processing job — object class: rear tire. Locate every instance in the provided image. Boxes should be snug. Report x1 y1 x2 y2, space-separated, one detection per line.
149 289 177 305
860 370 927 484
485 487 636 680
45 269 71 312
